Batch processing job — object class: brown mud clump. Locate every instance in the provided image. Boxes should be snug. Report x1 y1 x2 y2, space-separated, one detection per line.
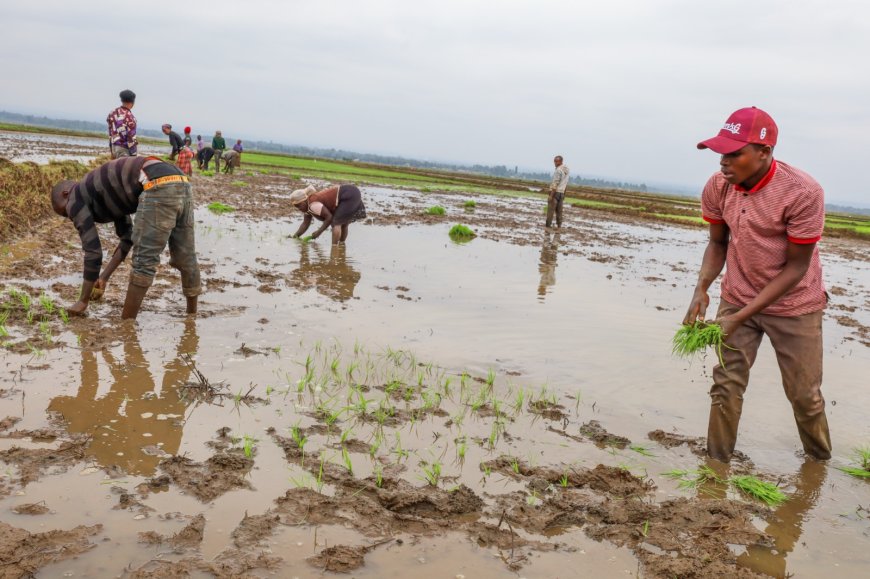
579 420 631 449
307 542 392 573
0 521 102 577
157 451 254 502
0 436 89 486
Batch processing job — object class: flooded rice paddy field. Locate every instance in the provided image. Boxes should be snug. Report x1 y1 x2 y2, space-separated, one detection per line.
1 170 870 578
0 129 164 165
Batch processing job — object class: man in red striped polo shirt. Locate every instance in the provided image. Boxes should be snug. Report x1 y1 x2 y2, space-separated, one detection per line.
683 106 831 462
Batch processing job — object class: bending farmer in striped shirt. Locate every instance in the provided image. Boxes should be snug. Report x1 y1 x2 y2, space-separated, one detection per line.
684 107 831 462
50 156 201 320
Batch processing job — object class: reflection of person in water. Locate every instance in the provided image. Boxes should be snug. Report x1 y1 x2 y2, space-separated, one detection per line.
288 243 361 303
538 232 560 300
737 460 827 578
48 319 199 476
697 457 826 577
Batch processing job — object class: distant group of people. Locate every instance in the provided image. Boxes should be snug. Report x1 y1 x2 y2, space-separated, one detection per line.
105 90 243 175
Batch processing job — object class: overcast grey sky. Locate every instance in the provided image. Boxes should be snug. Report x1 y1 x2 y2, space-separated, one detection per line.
1 0 867 204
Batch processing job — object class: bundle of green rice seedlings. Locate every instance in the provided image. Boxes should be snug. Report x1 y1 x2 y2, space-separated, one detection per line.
729 475 788 507
837 447 870 479
672 321 729 367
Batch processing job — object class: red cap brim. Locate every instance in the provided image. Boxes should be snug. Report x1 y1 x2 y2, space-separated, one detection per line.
697 135 747 154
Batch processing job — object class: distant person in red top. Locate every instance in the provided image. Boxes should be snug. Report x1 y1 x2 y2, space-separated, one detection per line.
184 126 192 143
683 107 831 462
176 138 195 176
288 184 367 245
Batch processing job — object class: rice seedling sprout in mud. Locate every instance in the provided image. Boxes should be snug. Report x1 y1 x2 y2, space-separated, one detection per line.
373 463 384 487
464 200 476 209
341 445 354 474
672 321 732 367
207 201 236 214
38 293 55 315
630 444 655 457
424 205 446 215
448 223 476 241
837 446 870 479
421 461 442 486
242 435 257 458
729 475 788 507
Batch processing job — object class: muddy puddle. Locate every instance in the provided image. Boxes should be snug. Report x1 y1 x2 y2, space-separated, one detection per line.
0 129 163 164
2 173 870 578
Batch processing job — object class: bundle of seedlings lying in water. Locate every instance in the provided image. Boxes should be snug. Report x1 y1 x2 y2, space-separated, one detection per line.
838 446 870 479
207 202 236 214
672 321 730 367
424 205 446 216
663 467 789 507
448 223 476 241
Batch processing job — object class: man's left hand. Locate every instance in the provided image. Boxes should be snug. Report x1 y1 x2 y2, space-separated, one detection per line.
716 313 743 344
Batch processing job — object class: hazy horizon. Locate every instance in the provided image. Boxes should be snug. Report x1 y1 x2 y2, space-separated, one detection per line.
1 0 867 205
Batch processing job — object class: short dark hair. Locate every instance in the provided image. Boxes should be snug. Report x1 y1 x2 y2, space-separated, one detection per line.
554 155 563 162
119 89 136 103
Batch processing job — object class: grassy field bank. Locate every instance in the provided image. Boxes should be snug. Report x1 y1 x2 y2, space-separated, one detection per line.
0 158 88 241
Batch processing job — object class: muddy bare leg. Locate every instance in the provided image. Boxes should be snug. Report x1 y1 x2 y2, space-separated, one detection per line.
331 225 342 245
340 224 349 243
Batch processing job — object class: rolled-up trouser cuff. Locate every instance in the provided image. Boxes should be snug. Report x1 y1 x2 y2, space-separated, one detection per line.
182 285 202 297
130 272 154 288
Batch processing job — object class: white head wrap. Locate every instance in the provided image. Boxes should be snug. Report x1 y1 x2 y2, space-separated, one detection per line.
289 184 317 206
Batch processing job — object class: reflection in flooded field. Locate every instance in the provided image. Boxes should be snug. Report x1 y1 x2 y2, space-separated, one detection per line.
1 176 869 577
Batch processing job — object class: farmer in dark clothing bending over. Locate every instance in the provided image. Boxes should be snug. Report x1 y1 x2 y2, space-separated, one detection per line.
50 156 201 320
684 107 831 462
162 124 184 160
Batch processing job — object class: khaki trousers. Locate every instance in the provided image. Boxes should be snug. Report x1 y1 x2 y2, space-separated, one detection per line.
546 191 564 228
707 300 831 461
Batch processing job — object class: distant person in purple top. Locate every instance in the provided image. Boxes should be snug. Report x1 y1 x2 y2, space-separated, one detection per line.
233 140 244 154
196 135 205 152
106 90 138 158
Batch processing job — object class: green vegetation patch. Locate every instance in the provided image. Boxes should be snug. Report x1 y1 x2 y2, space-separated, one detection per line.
231 181 248 187
207 202 236 214
463 200 477 209
838 446 870 479
729 475 789 507
200 170 215 177
448 223 476 241
424 205 446 216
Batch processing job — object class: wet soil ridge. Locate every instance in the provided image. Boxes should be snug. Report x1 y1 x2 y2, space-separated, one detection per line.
0 522 102 578
0 435 89 487
156 450 254 502
486 460 773 578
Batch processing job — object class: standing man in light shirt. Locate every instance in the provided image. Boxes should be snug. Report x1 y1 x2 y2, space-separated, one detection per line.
683 106 831 462
107 90 138 159
547 155 569 228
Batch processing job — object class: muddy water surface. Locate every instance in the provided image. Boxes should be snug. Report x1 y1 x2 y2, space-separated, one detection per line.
2 179 869 578
0 129 164 164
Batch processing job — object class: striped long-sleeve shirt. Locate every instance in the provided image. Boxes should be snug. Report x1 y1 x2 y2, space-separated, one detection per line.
67 156 149 282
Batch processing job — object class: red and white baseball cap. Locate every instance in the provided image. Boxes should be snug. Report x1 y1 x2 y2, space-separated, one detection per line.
697 107 778 154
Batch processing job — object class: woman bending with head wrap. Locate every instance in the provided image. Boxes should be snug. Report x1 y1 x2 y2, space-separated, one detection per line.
288 184 367 245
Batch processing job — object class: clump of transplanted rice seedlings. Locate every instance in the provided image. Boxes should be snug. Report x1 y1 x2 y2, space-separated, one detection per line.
424 205 446 216
463 200 476 209
729 475 788 507
207 202 235 214
448 224 476 241
838 446 870 479
672 321 729 367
